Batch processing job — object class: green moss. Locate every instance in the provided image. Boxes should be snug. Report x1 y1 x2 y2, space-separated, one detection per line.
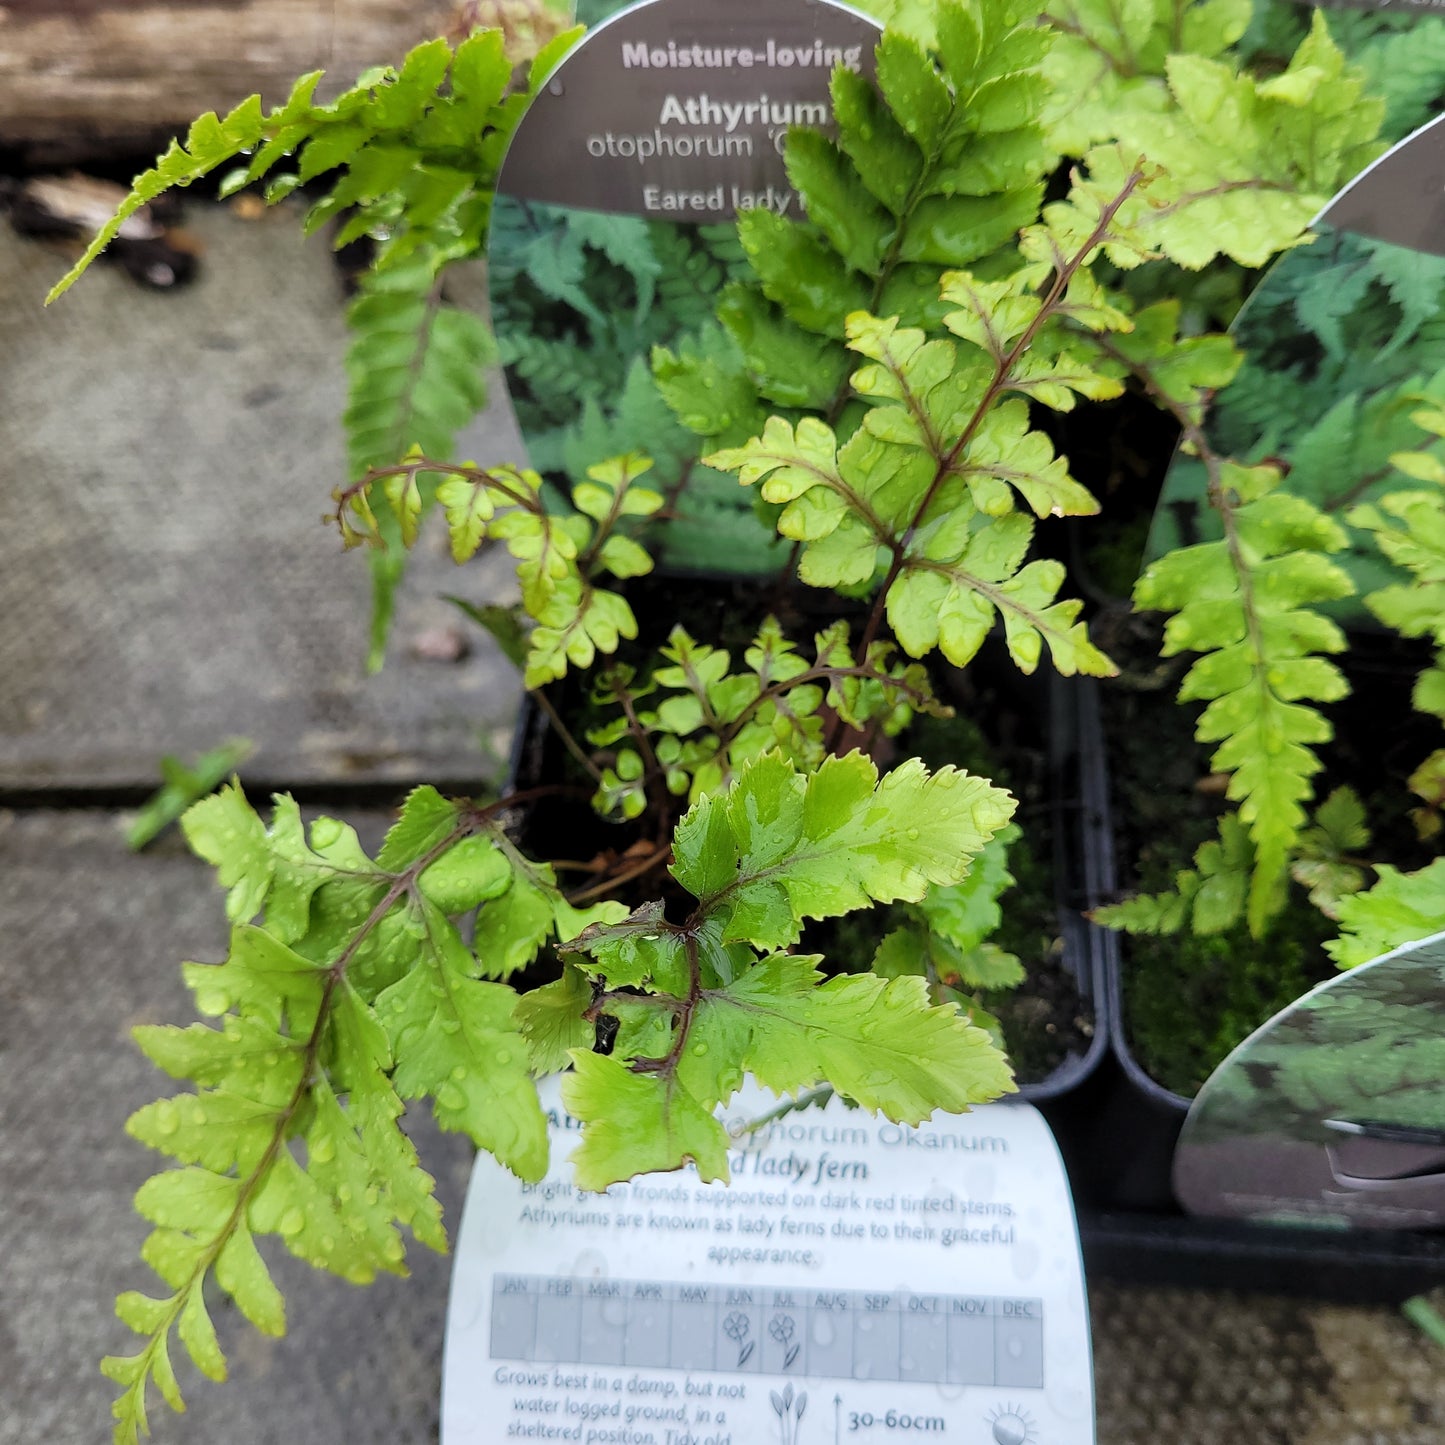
1125 901 1333 1097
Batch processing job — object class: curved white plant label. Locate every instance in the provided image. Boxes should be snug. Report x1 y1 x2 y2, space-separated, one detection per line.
499 0 878 221
443 1082 1095 1445
1142 101 1445 617
1316 109 1445 256
1175 930 1445 1228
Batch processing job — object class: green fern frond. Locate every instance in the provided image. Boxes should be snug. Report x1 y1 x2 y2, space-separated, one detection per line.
584 616 947 818
656 0 1059 457
1352 406 1445 661
1042 4 1384 265
707 190 1145 677
1328 859 1445 969
345 255 497 667
561 751 1019 1188
107 781 630 1442
50 30 579 304
336 449 662 688
1133 462 1354 934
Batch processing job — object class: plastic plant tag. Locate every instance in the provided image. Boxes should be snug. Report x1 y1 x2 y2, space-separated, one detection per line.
442 1080 1095 1445
498 0 879 220
487 0 879 577
1140 78 1445 620
1175 929 1445 1228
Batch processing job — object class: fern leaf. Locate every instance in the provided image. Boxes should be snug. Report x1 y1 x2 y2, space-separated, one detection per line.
657 0 1058 456
110 780 631 1435
1095 814 1253 936
1082 16 1384 269
1352 485 1445 651
47 93 273 302
560 752 1017 1187
707 288 1121 677
1039 0 1249 154
1327 860 1445 969
671 750 1015 950
344 256 497 666
1292 787 1370 919
1134 463 1355 934
1345 15 1445 140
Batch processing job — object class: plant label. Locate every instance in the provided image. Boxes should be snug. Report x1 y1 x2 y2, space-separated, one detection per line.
487 0 878 578
1141 63 1445 616
442 1082 1095 1445
1175 929 1445 1228
498 0 879 222
1315 110 1445 257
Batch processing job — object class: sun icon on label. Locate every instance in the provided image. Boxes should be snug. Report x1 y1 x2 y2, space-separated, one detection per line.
986 1403 1039 1445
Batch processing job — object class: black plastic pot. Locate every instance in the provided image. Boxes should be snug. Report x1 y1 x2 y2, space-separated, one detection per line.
1069 938 1445 1302
1067 685 1445 1303
1020 667 1111 1103
504 608 1111 1107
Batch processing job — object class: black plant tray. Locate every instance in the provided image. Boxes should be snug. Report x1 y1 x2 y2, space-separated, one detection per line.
1055 681 1445 1303
1067 996 1445 1302
504 600 1111 1107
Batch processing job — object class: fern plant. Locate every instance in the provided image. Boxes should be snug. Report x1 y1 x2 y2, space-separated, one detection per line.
1095 355 1445 1063
43 0 1444 1437
1083 335 1445 1104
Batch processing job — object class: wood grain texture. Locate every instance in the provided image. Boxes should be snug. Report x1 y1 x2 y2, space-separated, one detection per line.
0 0 460 156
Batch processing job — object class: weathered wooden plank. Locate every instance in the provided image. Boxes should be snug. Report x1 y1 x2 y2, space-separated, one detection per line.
0 0 459 156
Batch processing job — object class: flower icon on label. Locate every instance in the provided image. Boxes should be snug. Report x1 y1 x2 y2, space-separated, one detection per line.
769 1312 800 1369
723 1311 754 1367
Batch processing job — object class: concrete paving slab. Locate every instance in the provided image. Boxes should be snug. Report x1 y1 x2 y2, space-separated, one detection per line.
0 200 526 792
0 807 474 1445
5 812 1445 1445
